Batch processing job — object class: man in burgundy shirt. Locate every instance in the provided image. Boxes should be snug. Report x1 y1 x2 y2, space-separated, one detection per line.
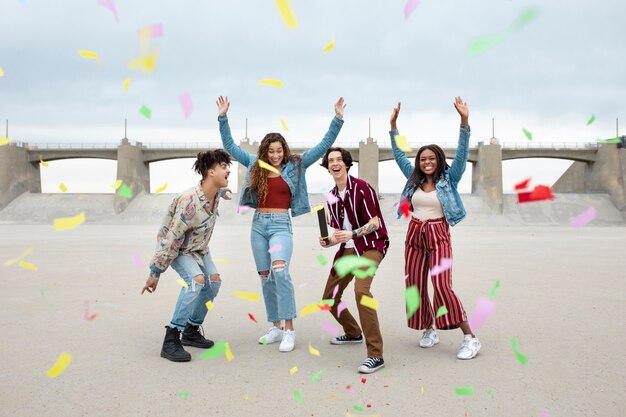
319 147 389 374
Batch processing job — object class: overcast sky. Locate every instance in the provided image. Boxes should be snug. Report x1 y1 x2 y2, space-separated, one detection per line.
1 0 624 194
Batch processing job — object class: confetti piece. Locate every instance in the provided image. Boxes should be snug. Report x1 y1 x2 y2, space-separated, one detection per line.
213 258 229 263
360 295 379 310
317 254 328 266
280 119 289 131
177 392 189 397
139 105 152 119
40 160 48 167
179 93 193 119
311 369 323 382
308 342 320 356
353 405 364 412
118 183 133 199
128 51 159 73
514 178 531 191
258 78 284 88
4 247 33 266
257 159 280 174
570 207 596 227
522 128 533 141
587 115 596 125
0 137 11 146
404 0 420 18
268 244 282 253
421 386 424 395
53 212 85 231
332 284 339 298
112 179 123 190
274 0 298 29
58 182 67 193
237 205 251 214
325 191 339 204
319 319 341 337
510 338 528 365
300 303 320 317
47 352 72 377
487 280 500 299
234 291 260 301
322 39 335 53
290 366 298 375
260 337 267 345
596 137 621 143
400 198 411 218
247 313 258 323
430 258 452 276
455 387 475 396
435 305 448 318
224 342 234 361
361 378 366 384
293 390 303 404
468 297 495 330
0 67 3 77
18 260 37 271
123 77 130 91
84 300 97 321
405 286 420 319
334 255 378 278
205 301 214 311
97 0 118 21
199 340 227 359
176 278 189 290
155 182 168 194
244 393 248 400
512 6 540 29
487 388 493 397
148 23 163 38
529 185 554 201
394 135 412 152
311 204 324 212
78 50 100 63
337 301 347 317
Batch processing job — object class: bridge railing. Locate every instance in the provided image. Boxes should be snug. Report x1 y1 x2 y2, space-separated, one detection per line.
28 143 119 149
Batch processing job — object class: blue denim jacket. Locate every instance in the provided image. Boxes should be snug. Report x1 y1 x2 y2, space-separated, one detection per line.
219 115 344 217
390 125 470 226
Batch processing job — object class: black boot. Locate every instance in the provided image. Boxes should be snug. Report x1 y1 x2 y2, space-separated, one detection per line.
160 326 191 362
181 323 215 349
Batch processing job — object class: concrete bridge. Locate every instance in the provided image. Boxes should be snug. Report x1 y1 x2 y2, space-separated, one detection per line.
1 137 625 215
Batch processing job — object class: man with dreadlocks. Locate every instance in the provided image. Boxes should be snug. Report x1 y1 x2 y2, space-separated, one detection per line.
389 97 482 360
217 95 345 353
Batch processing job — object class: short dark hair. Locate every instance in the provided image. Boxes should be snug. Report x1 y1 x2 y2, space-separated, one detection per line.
192 149 231 179
320 147 353 172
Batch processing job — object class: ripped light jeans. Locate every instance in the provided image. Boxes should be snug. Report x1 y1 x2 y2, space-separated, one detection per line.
250 212 296 322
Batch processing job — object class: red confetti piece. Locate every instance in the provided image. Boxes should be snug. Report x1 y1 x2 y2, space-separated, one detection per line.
319 304 331 311
247 313 258 323
514 177 531 190
361 377 366 384
518 185 555 203
400 199 411 218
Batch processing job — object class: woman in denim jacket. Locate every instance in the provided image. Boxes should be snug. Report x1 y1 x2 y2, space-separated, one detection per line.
389 97 481 360
217 96 345 352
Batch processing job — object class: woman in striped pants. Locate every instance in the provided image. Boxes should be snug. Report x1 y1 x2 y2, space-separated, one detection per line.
389 97 481 360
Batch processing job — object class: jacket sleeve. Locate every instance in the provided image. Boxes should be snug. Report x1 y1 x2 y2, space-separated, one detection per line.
219 115 254 168
389 129 414 179
302 116 344 168
447 125 471 185
358 183 381 225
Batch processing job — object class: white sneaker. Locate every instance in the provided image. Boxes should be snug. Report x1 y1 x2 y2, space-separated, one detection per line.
419 328 439 348
258 326 284 344
457 335 481 360
279 330 295 352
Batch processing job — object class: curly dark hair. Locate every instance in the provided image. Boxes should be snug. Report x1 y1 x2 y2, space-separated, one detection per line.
409 144 449 188
192 149 231 179
320 147 353 172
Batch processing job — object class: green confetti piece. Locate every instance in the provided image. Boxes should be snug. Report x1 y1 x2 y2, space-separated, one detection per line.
140 104 152 119
177 391 189 397
435 305 448 318
318 299 335 307
510 337 519 350
311 369 323 383
514 351 528 365
317 254 328 266
199 340 227 359
487 388 493 397
352 265 377 279
260 337 267 345
512 6 540 30
586 114 596 125
353 405 365 412
333 255 378 278
597 137 621 143
405 286 420 319
117 183 133 199
293 390 303 404
455 386 475 396
522 128 533 141
468 34 503 56
488 280 500 299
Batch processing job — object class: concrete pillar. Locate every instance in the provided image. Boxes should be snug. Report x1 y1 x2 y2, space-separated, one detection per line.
472 142 503 213
585 144 626 211
552 161 588 193
237 138 257 195
115 139 149 213
358 137 379 193
0 143 41 210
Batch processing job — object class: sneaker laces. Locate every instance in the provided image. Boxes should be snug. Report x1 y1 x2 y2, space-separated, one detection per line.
362 357 378 367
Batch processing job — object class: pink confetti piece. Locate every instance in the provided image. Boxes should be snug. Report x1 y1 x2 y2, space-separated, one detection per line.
337 301 347 318
332 284 339 298
268 244 282 253
570 207 596 228
131 251 143 269
403 274 409 281
404 0 420 19
179 93 193 119
84 301 97 321
430 258 452 276
468 297 495 330
150 23 163 37
325 192 339 204
237 205 250 214
319 319 341 337
97 0 118 22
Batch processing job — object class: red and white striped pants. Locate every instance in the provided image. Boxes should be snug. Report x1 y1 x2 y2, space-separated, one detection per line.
405 217 467 330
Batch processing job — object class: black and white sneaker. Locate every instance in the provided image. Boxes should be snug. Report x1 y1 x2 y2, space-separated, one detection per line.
358 357 385 374
330 334 364 345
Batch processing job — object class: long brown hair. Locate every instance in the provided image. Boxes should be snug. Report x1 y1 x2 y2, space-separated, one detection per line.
409 144 449 189
249 133 302 204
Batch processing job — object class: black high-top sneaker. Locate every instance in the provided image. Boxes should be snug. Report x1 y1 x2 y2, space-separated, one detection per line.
181 323 215 349
160 326 191 362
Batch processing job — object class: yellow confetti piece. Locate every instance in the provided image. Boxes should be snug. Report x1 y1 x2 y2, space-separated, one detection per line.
205 301 214 311
176 278 189 289
53 212 85 231
274 0 298 28
47 352 72 378
311 204 324 213
58 183 67 193
78 50 100 63
4 247 32 266
421 386 424 395
290 366 298 375
155 182 168 194
258 159 280 174
360 295 379 310
322 39 335 53
234 291 260 301
112 179 123 190
128 50 159 73
124 77 131 92
280 119 289 131
258 78 284 88
18 260 38 271
245 393 249 401
213 258 229 263
308 342 320 356
394 135 412 152
225 342 234 361
300 303 320 318
40 160 49 167
0 67 4 77
0 137 11 146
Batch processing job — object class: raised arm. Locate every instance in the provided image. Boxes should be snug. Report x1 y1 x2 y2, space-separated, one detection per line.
389 102 413 179
447 96 471 184
216 96 254 167
302 97 345 168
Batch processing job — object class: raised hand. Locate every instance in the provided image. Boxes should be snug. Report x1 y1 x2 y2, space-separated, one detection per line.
216 96 230 116
390 101 401 130
334 97 346 120
453 96 469 124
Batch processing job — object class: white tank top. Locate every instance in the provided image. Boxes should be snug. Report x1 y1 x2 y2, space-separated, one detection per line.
411 188 444 221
